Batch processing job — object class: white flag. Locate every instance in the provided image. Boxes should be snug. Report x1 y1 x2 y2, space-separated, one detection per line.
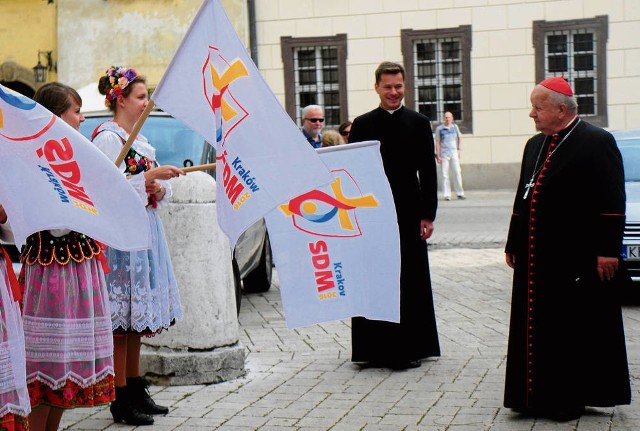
265 141 401 328
0 84 151 251
151 0 332 248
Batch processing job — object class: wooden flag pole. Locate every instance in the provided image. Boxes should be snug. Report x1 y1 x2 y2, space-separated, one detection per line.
181 163 217 173
114 99 156 167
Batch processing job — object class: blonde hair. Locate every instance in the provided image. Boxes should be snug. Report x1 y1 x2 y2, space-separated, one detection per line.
321 129 344 147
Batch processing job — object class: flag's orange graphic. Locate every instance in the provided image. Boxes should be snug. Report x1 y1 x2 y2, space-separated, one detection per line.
210 60 249 121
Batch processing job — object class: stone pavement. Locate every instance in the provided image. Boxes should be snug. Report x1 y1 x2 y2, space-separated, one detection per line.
429 189 514 249
60 191 640 431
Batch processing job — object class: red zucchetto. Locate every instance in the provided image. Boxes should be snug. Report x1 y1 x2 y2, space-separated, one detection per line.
538 77 573 96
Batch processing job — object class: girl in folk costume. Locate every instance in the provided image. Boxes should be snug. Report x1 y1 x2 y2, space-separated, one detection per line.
0 207 30 431
92 66 184 426
22 82 115 431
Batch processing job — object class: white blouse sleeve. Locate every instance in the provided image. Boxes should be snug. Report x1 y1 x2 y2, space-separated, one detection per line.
127 174 148 204
50 229 72 237
93 130 148 203
154 179 173 209
0 220 14 243
93 131 126 171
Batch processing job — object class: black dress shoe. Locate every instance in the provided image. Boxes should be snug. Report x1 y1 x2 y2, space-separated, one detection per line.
515 406 585 421
389 359 422 370
511 405 584 421
545 406 585 421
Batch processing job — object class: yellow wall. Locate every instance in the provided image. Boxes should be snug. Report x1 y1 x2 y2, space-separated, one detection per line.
57 0 247 90
0 0 247 91
0 0 58 87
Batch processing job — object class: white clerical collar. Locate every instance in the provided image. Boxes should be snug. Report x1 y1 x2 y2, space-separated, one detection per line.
381 104 403 114
561 115 579 132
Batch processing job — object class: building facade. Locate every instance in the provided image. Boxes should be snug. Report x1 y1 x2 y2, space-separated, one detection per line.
2 0 638 189
254 0 640 188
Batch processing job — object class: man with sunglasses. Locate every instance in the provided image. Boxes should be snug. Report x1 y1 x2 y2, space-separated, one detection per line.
300 105 325 148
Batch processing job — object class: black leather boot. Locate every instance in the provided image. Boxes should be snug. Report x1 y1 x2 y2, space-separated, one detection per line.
110 386 154 425
127 376 170 415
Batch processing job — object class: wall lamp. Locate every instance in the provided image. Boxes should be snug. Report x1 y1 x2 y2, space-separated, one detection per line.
33 50 55 84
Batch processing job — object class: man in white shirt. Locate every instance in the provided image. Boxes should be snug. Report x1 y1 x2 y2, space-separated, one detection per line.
435 112 465 200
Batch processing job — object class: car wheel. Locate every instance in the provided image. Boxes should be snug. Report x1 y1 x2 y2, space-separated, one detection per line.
232 257 242 315
241 233 273 293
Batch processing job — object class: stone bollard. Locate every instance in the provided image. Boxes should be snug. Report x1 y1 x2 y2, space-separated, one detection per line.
139 171 246 385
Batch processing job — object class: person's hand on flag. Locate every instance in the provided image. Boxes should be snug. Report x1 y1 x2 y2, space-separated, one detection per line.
143 165 185 182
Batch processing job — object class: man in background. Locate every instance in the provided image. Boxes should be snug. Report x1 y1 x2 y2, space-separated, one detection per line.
300 104 324 148
435 111 465 200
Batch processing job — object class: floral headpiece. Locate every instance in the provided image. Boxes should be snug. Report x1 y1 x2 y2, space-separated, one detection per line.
104 66 138 106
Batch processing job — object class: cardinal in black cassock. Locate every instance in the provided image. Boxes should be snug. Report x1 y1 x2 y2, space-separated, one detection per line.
504 77 631 420
349 62 440 370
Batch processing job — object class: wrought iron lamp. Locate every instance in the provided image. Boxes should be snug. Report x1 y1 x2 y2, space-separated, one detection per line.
33 50 54 83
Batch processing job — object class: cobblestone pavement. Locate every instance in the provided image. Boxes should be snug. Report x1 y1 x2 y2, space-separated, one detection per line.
60 191 640 430
61 247 640 430
429 189 513 250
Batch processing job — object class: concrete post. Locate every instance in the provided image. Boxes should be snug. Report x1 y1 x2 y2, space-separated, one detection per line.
139 171 245 385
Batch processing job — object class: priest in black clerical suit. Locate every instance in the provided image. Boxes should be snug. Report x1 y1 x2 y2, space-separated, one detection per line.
349 61 440 370
504 77 631 420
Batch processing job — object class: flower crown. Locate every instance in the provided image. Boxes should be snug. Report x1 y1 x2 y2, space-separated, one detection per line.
104 66 138 106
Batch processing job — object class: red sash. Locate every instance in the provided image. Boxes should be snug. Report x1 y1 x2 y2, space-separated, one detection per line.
0 245 22 303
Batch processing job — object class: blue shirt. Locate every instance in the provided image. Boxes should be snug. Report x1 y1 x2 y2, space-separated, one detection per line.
301 129 322 149
434 123 460 155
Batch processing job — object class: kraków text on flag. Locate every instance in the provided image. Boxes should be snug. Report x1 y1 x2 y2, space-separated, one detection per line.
0 84 151 251
151 0 332 248
264 141 401 328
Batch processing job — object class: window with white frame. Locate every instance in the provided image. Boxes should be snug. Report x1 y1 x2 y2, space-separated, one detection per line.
401 26 472 133
281 34 347 129
533 16 608 127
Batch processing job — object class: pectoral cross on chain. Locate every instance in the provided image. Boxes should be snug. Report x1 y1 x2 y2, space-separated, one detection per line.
522 180 535 200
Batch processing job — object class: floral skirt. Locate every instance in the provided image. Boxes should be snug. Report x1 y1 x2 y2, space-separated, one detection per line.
0 413 29 431
27 377 114 409
22 258 114 408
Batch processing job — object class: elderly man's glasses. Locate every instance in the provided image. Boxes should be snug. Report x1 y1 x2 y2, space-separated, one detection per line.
305 118 324 123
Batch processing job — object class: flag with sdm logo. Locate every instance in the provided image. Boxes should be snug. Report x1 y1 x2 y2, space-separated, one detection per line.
0 84 151 251
151 0 333 249
265 141 401 329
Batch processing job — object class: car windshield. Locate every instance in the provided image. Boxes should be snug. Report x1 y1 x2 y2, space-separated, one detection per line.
618 138 640 182
79 114 209 168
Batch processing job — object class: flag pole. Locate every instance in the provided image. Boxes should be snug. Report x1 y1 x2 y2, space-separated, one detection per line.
114 99 155 167
182 162 216 173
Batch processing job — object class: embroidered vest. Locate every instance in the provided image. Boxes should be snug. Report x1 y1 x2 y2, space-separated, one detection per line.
92 126 158 207
21 230 102 266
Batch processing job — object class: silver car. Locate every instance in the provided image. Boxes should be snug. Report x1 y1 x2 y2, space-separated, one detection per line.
79 110 273 312
613 129 640 287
